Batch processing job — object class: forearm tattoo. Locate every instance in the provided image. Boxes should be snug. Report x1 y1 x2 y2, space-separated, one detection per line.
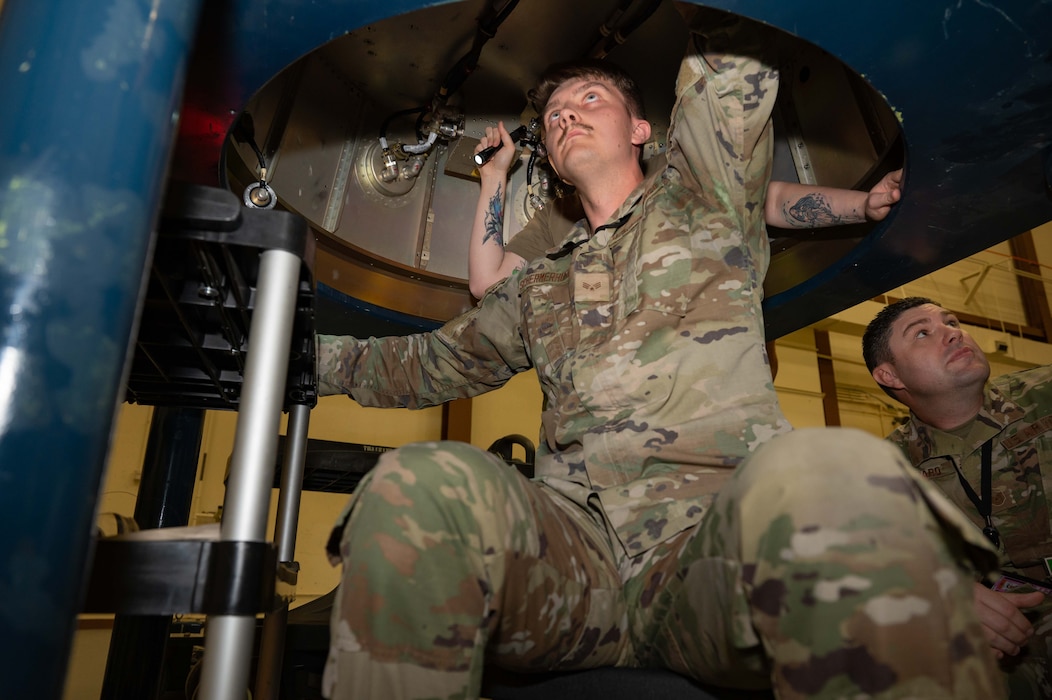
483 184 505 247
784 193 863 227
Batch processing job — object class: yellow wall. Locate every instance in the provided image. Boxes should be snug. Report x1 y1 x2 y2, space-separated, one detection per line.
468 370 544 451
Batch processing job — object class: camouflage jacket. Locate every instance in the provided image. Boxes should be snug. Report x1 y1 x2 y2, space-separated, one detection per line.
888 365 1052 577
318 29 790 557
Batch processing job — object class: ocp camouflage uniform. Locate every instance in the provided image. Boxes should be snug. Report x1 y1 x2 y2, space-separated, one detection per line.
888 364 1052 698
317 13 1004 700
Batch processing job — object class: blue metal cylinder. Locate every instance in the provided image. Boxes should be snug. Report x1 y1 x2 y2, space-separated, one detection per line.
0 1 204 697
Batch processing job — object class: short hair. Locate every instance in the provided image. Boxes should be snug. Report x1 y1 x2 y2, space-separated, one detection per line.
862 297 937 393
528 58 646 126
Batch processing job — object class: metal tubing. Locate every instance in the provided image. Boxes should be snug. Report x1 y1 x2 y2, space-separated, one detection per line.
254 402 312 700
199 616 258 700
0 2 203 698
254 607 292 700
274 404 311 562
198 248 302 700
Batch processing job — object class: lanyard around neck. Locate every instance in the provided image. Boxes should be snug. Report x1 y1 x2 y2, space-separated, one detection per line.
951 438 1000 548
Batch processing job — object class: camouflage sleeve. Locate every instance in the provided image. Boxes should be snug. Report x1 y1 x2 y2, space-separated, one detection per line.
316 285 531 408
667 13 778 260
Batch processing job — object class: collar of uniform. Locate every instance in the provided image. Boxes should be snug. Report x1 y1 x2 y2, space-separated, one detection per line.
546 171 656 259
592 170 663 246
545 222 591 260
899 417 968 465
982 379 1028 427
902 382 1026 464
605 173 651 226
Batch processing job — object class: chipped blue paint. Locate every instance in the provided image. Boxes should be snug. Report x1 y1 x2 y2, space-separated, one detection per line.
0 0 203 696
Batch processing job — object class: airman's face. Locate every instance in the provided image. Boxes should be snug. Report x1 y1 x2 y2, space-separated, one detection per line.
873 303 990 400
541 77 648 184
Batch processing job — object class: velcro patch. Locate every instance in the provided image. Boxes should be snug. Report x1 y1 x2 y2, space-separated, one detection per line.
1002 415 1052 449
520 271 569 289
575 273 611 302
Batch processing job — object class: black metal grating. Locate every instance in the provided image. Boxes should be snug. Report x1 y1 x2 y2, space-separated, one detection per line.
124 183 317 411
273 437 393 493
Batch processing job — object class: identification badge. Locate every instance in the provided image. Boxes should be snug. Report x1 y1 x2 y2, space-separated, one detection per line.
992 570 1052 596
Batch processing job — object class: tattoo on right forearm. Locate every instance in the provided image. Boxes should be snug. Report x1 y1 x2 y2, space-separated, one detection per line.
786 193 839 227
483 184 505 247
784 192 866 226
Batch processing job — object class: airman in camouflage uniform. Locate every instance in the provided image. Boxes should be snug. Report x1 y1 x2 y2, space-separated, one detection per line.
865 296 1052 698
318 11 1004 700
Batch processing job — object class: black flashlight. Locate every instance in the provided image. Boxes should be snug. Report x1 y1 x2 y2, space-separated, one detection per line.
474 124 530 166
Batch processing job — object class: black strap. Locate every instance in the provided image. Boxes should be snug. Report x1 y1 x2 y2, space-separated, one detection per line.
953 438 1000 548
546 212 632 260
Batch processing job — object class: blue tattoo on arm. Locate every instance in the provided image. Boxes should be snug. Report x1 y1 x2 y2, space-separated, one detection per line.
483 184 504 247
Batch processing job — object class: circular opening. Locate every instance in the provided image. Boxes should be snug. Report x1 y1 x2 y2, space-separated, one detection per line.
222 1 903 330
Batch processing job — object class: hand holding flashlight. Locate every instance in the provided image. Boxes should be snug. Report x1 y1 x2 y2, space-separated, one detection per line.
474 123 530 166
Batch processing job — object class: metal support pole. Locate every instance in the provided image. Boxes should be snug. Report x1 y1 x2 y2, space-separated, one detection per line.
100 407 205 700
0 2 204 698
198 249 302 700
254 403 312 700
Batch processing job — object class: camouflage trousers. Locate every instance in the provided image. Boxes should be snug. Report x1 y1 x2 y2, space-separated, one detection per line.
322 428 1006 699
